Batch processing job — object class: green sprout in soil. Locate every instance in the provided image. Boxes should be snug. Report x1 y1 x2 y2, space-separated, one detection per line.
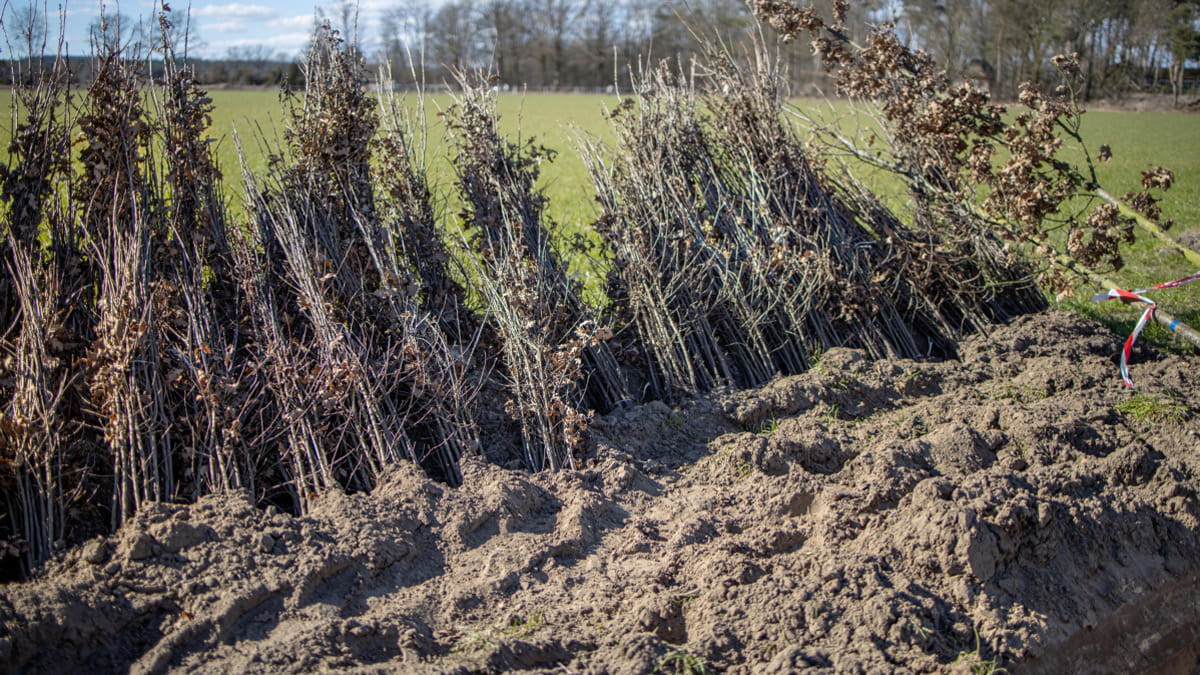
908 617 935 641
1116 392 1188 425
821 404 841 424
500 611 545 639
654 647 713 675
955 628 1007 675
737 460 753 480
715 445 754 481
452 631 498 654
730 453 754 481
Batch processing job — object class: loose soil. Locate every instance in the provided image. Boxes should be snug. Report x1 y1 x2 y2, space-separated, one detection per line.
2 309 1199 674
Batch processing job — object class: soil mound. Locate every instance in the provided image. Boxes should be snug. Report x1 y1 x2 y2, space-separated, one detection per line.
2 310 1198 673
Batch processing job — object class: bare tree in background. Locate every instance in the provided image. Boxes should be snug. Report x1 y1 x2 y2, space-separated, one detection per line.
902 0 989 81
576 0 617 88
428 0 483 80
532 0 580 88
477 0 531 86
1167 0 1200 104
33 0 1174 99
5 2 48 61
380 0 432 84
87 12 140 53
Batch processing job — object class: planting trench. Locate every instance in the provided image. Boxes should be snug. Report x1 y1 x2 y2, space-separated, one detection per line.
1 309 1198 673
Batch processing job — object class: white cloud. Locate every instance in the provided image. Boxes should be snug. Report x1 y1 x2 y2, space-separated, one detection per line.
210 30 310 52
191 4 277 20
277 13 319 29
350 0 396 11
199 11 318 58
63 7 100 19
201 20 251 34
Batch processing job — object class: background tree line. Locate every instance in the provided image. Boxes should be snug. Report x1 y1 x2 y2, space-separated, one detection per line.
1 8 303 87
376 0 1199 100
3 0 1198 101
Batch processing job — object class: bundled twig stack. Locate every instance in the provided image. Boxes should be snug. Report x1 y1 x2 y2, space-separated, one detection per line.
152 28 259 502
241 25 478 503
0 58 81 568
375 86 476 341
447 74 629 472
77 49 178 528
702 53 1023 357
583 53 1042 399
583 69 747 396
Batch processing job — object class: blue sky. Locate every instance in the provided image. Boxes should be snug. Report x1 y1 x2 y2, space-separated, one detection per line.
5 1 396 60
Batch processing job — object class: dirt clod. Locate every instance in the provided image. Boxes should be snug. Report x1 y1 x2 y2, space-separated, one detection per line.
124 533 155 561
80 541 108 565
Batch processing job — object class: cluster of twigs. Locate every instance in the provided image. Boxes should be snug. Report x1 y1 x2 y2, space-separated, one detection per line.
582 51 1041 399
750 0 1200 354
242 25 479 502
153 37 251 501
374 79 475 340
0 56 80 567
79 49 175 528
1 32 229 571
446 74 629 472
0 21 488 575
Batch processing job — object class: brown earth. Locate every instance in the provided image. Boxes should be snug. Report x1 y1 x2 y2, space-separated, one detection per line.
2 309 1199 674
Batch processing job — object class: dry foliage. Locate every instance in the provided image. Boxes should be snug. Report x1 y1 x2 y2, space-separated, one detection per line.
750 0 1176 292
0 21 483 574
446 73 628 472
242 24 479 503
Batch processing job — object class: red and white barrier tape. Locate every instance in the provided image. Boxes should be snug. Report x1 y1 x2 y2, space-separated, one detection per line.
1091 270 1200 387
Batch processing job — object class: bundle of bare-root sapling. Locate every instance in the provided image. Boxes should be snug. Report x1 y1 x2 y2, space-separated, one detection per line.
448 74 629 473
375 85 478 343
77 48 180 529
240 25 477 506
0 56 88 573
584 51 1042 401
151 17 263 501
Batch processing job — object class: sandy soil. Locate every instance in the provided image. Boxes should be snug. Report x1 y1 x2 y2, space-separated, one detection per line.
2 309 1198 674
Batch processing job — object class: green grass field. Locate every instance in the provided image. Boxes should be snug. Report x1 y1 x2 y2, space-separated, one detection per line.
7 88 1195 233
202 89 624 229
1053 111 1200 343
5 87 1199 348
785 100 1200 346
